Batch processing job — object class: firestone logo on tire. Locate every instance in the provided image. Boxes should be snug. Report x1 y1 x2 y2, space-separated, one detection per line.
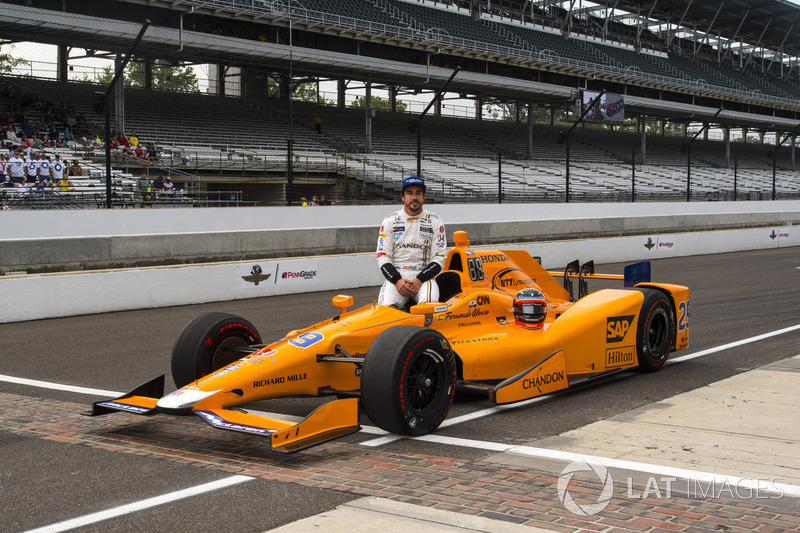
557 460 614 516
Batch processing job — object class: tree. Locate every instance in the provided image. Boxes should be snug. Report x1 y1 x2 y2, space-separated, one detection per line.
265 77 335 105
96 60 199 92
351 95 407 112
0 44 29 74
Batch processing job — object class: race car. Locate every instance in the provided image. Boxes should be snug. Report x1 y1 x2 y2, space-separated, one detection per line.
85 231 690 453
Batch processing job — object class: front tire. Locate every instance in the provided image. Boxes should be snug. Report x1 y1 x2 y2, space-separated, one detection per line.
171 312 261 388
636 289 675 372
361 326 457 435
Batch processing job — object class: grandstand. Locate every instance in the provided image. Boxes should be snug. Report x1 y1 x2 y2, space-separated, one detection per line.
1 0 799 207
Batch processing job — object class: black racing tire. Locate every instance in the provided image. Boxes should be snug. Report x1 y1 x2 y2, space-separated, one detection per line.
635 289 675 372
171 312 261 388
361 326 457 436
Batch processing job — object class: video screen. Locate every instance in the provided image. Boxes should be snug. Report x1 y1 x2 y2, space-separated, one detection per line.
582 90 624 123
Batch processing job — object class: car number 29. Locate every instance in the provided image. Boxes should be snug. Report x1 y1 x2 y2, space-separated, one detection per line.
678 300 689 331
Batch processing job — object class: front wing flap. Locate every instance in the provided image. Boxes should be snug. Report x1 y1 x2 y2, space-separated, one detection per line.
196 398 361 453
83 375 165 416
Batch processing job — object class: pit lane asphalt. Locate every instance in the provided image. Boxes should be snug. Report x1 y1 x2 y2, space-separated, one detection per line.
2 247 799 532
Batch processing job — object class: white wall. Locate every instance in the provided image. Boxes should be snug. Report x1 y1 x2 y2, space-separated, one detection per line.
3 200 800 239
1 223 794 323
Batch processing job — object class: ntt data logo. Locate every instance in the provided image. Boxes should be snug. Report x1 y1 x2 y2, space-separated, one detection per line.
557 460 614 516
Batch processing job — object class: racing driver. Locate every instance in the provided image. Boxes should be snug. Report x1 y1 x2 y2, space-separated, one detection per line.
376 175 447 308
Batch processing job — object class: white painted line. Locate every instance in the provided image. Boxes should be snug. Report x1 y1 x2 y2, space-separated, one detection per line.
412 434 800 498
0 374 121 397
23 475 253 533
667 323 800 364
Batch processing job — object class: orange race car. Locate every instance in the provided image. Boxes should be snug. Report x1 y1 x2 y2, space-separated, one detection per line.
86 231 690 453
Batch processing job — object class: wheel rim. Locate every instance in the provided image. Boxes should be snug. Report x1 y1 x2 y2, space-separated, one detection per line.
209 336 247 372
406 349 446 415
647 309 669 354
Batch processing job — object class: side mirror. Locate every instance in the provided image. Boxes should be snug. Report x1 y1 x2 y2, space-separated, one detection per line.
332 294 354 314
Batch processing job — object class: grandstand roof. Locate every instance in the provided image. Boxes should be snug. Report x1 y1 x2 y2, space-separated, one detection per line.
584 0 800 58
4 1 800 131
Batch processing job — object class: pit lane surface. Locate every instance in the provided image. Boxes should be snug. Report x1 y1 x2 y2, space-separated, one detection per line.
2 247 799 532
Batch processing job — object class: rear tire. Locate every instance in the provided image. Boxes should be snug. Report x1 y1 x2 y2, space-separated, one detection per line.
635 289 675 372
361 326 457 435
171 312 261 388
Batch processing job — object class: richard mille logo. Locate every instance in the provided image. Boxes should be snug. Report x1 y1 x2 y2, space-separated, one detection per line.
242 265 272 285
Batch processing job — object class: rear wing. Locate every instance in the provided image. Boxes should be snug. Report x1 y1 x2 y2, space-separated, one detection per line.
548 261 651 300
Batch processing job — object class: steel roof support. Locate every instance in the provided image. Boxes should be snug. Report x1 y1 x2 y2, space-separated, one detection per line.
763 24 793 77
636 0 658 51
743 17 772 71
601 0 619 42
690 2 723 62
720 9 749 65
666 0 692 49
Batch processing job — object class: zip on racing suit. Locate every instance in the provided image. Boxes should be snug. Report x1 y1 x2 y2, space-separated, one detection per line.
376 208 447 307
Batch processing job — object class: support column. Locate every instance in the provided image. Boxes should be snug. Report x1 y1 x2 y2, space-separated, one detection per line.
365 82 372 154
389 86 397 113
724 126 731 167
475 95 483 120
114 54 125 135
144 59 153 89
527 101 534 160
337 78 346 109
216 65 226 96
640 114 647 164
57 44 69 82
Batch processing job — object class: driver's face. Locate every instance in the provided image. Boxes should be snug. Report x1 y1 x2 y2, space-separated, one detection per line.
402 186 425 216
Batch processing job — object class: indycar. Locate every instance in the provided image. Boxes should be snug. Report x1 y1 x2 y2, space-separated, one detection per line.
85 231 690 453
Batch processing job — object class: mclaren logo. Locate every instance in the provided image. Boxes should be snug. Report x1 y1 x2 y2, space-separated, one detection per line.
606 315 634 343
242 265 272 285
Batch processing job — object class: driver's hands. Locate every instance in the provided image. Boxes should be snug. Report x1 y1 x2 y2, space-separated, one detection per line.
396 278 422 297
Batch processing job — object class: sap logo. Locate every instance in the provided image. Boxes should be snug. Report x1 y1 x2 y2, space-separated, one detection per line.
606 315 635 343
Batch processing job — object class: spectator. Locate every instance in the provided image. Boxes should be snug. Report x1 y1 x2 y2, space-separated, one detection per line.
129 131 139 147
116 131 128 147
163 177 174 194
318 195 332 205
7 149 25 184
314 115 322 133
145 142 159 162
310 195 319 206
57 176 75 192
69 160 83 177
38 154 50 184
300 196 308 206
136 173 150 206
24 153 39 183
0 154 6 184
151 175 165 192
50 155 66 185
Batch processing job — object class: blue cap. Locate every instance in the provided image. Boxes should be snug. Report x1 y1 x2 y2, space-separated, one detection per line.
402 175 425 192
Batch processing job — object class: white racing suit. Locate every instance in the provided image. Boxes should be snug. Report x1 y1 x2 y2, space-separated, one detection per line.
376 208 447 307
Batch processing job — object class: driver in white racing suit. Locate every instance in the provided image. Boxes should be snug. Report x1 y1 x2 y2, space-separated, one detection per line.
376 175 447 308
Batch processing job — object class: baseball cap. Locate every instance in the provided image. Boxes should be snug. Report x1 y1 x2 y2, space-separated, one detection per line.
401 175 425 192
